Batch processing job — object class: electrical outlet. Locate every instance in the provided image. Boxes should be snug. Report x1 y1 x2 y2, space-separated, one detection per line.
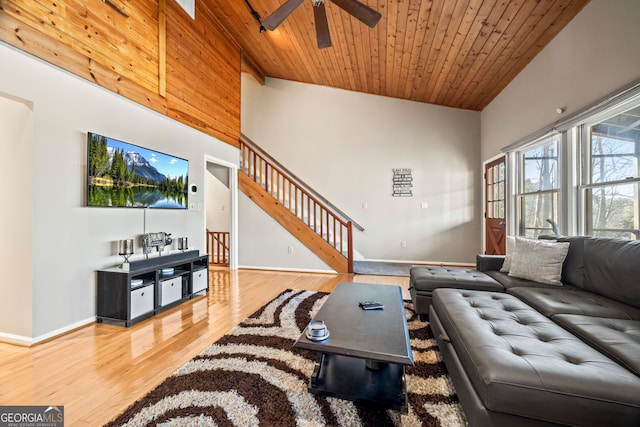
362 202 368 209
288 246 294 254
421 202 429 209
401 240 407 248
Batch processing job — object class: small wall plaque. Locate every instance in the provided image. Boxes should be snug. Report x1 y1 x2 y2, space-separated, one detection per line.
392 168 413 197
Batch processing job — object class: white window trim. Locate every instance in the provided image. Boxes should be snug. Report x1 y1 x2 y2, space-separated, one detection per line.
578 106 640 238
512 135 562 237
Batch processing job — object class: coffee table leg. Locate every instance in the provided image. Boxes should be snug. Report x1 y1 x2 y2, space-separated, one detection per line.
311 353 324 387
401 366 408 411
365 359 387 370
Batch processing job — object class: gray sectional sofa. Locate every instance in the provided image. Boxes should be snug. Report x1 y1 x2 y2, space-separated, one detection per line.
411 236 640 426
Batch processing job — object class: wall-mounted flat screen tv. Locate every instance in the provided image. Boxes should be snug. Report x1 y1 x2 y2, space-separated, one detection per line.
87 132 189 209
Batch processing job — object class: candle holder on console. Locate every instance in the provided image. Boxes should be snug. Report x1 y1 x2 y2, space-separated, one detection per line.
118 239 134 271
177 237 188 252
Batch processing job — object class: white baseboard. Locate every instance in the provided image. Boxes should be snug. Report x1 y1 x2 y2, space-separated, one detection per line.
0 331 33 346
358 258 475 267
238 265 337 274
0 317 96 346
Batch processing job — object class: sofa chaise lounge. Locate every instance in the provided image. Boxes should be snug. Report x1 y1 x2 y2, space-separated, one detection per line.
411 236 640 426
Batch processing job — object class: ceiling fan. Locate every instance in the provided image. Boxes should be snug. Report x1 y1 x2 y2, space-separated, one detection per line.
262 0 382 49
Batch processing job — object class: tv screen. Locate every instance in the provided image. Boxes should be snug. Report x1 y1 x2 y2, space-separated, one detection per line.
87 132 189 209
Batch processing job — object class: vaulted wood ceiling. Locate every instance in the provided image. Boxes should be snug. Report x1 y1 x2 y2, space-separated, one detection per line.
209 0 590 111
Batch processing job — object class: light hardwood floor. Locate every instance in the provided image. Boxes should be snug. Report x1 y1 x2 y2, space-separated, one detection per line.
0 268 410 426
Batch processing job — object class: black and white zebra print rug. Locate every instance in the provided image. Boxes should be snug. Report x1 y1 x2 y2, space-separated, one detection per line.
105 289 466 426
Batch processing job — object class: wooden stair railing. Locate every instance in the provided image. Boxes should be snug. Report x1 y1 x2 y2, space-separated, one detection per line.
239 140 353 273
206 230 230 266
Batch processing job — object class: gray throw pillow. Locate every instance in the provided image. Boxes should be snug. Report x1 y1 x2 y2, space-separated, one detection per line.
508 237 570 285
500 236 516 272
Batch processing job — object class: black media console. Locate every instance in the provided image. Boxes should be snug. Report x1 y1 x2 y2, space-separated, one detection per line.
96 250 209 327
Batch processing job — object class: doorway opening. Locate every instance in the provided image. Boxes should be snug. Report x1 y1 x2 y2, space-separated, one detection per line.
204 156 238 269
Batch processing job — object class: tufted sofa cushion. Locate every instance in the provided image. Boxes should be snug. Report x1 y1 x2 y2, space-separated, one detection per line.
409 266 505 314
484 270 581 291
410 267 503 292
553 314 640 377
432 289 640 426
508 287 640 320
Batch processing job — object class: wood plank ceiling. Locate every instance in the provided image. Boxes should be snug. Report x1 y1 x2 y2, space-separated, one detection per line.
208 0 590 111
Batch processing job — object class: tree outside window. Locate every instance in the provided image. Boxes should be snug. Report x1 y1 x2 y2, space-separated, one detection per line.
518 138 559 237
584 105 640 239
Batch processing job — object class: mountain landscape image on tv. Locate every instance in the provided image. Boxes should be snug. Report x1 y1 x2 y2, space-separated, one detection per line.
87 132 189 209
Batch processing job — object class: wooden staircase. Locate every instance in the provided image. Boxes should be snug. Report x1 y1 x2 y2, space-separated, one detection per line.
239 138 356 273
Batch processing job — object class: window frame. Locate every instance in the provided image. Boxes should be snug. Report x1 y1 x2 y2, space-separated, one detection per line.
514 135 561 238
579 105 640 239
501 81 640 243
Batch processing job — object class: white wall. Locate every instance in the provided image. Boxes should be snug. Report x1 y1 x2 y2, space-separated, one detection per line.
481 0 640 161
239 193 333 272
205 170 231 232
241 76 481 267
0 95 34 339
0 42 239 344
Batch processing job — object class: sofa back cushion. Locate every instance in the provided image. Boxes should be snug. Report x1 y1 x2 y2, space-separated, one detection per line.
584 238 640 309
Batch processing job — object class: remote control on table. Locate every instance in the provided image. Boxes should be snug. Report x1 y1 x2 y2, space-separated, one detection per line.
359 301 384 310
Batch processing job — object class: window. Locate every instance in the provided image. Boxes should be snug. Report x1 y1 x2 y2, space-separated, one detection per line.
487 161 505 220
175 0 195 19
517 138 560 238
582 105 640 239
501 82 640 244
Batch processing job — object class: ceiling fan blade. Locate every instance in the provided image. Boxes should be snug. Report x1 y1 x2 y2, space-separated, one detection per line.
262 0 305 31
313 2 332 49
330 0 381 28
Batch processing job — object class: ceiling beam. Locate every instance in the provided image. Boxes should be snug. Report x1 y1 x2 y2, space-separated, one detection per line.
241 51 266 85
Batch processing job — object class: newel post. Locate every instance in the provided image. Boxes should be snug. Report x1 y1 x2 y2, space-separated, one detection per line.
347 221 353 273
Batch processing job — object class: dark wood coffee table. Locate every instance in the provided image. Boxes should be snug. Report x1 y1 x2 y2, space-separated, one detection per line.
293 282 414 412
